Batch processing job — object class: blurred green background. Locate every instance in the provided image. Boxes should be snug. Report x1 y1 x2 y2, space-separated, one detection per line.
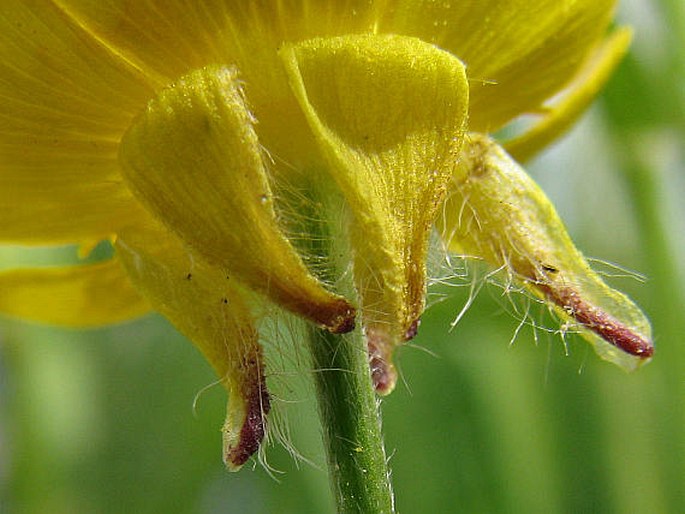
1 1 683 512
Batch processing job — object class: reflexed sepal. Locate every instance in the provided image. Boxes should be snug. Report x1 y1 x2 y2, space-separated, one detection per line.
115 221 269 470
221 345 270 470
281 35 469 393
440 134 653 370
118 65 354 334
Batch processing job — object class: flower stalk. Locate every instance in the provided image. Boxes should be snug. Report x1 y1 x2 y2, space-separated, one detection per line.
307 326 394 514
291 173 394 513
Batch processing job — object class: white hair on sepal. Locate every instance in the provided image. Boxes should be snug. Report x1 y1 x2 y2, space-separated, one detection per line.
248 307 341 476
191 378 224 420
586 257 647 283
426 241 580 364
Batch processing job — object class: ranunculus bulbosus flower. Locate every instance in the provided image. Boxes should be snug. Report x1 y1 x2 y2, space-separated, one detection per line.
0 0 651 469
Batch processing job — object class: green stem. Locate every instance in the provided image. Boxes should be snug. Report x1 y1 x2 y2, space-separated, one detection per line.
306 325 395 514
284 173 394 512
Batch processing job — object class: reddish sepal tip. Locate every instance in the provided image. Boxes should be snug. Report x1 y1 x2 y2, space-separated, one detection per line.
225 378 271 469
541 284 654 359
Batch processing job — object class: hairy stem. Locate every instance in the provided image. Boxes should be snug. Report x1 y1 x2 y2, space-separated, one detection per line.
306 325 395 514
286 173 394 512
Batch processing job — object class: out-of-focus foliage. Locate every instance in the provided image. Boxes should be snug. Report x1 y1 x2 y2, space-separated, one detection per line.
1 0 683 512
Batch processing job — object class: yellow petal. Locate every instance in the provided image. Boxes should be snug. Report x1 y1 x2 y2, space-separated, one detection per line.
223 1 382 169
55 0 377 86
52 2 382 172
0 160 147 244
282 35 469 393
0 0 154 243
439 135 653 370
52 0 232 84
0 259 150 327
116 221 269 471
505 28 633 162
380 0 618 131
119 65 355 333
56 0 378 74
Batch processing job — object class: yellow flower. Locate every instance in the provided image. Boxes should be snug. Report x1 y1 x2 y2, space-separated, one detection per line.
0 0 651 469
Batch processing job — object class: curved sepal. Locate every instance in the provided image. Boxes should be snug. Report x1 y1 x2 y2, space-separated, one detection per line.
282 35 469 393
116 222 269 470
119 65 354 334
440 135 653 370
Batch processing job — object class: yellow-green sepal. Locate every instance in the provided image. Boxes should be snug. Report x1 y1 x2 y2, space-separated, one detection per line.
281 34 469 393
440 135 653 370
116 220 269 471
118 65 354 333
